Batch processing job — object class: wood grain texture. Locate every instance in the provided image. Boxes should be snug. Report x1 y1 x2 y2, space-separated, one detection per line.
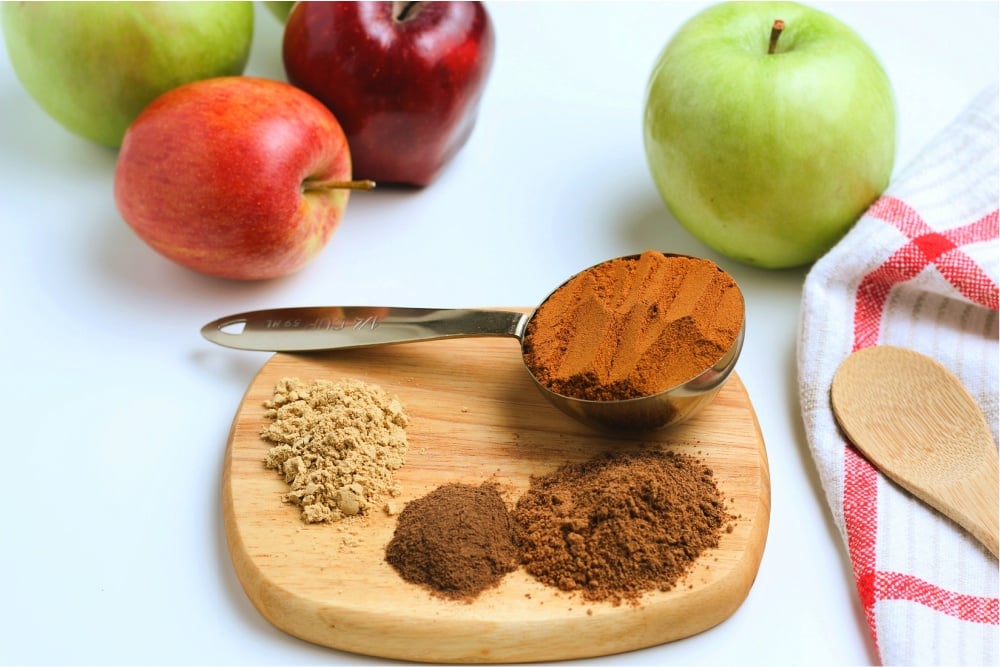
222 326 770 663
831 345 999 557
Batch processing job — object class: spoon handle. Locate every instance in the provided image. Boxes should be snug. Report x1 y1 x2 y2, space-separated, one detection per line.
201 306 530 352
940 449 999 557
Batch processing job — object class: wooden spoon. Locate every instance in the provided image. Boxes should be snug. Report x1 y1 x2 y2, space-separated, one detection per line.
831 345 998 558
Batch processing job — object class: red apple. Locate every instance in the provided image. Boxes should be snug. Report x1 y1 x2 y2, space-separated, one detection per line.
282 1 495 187
114 76 372 281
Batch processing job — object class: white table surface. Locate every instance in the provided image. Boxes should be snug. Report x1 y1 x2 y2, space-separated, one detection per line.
2 2 997 665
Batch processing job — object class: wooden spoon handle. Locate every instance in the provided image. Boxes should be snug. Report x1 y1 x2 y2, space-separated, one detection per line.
941 449 999 557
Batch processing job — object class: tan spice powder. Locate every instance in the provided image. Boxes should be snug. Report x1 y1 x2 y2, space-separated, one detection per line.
260 377 409 524
513 450 733 605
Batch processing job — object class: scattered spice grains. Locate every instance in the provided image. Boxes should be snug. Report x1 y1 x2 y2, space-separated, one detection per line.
260 377 409 524
385 482 521 602
513 450 734 605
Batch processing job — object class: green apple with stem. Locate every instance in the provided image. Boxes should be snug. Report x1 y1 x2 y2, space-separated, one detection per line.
2 1 254 147
643 1 896 269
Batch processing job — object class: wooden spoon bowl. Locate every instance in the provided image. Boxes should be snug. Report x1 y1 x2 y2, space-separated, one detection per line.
831 345 998 557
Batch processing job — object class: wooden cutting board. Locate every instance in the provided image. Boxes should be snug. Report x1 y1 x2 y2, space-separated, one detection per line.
222 320 770 663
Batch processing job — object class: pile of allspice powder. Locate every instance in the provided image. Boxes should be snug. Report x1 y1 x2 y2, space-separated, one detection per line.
513 450 734 605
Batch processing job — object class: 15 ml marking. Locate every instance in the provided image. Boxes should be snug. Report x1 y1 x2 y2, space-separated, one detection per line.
264 316 380 331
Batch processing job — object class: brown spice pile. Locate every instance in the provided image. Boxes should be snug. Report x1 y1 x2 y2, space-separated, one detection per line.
512 450 732 605
385 482 521 602
260 377 409 524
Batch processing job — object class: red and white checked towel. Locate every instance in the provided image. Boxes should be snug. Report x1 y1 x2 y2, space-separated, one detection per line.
798 85 999 666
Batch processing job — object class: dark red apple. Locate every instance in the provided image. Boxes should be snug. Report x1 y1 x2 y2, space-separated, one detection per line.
282 1 495 187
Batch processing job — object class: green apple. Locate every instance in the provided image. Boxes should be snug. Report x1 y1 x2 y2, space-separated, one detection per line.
643 1 895 269
2 1 254 147
265 1 295 23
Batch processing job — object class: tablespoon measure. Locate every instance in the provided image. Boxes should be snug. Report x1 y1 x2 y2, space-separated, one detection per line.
202 304 743 432
200 253 745 432
830 345 998 557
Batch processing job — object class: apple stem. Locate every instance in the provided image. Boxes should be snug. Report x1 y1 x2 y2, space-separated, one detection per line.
304 179 377 193
394 1 424 22
768 19 785 54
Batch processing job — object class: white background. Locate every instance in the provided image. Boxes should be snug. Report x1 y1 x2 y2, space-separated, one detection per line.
1 2 997 665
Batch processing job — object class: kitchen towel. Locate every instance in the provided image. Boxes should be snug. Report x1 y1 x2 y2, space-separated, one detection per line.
798 84 999 666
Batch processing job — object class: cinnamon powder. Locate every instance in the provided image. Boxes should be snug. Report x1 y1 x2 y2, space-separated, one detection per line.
522 250 743 400
513 450 733 605
385 482 521 602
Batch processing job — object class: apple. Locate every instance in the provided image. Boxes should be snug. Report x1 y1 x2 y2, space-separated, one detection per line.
114 77 373 281
265 2 296 23
2 1 255 148
282 1 495 187
643 2 896 269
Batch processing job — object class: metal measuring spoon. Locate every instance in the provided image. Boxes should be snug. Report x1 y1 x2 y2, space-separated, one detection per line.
831 345 999 557
201 254 745 432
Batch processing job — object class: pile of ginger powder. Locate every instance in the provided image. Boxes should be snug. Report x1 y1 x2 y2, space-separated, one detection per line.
260 376 409 524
